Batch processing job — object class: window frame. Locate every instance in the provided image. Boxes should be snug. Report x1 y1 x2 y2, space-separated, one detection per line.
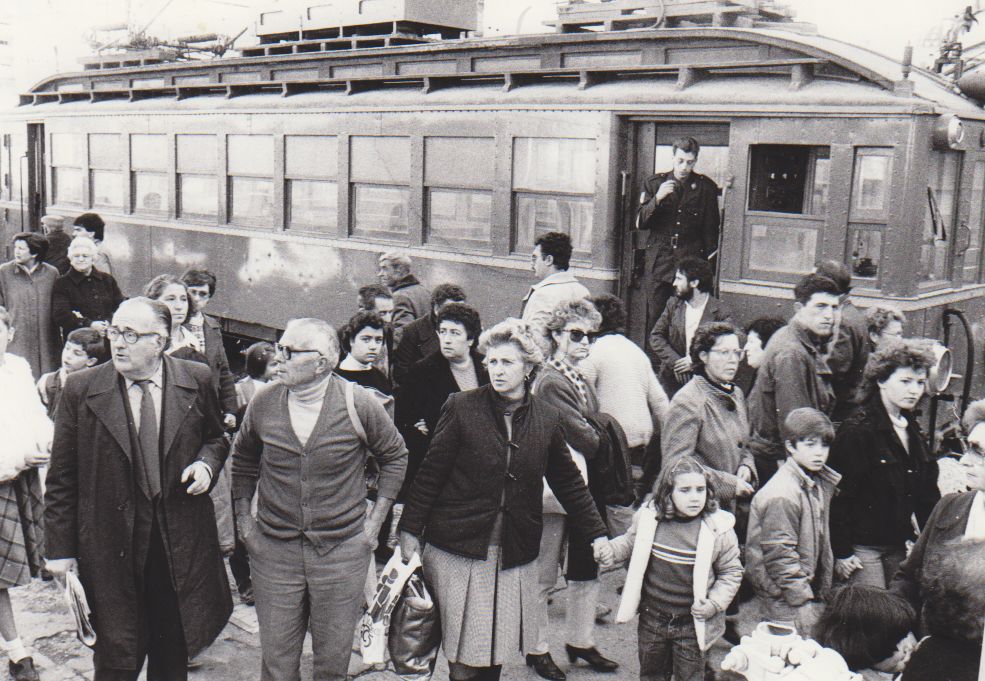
226 134 275 228
88 133 124 210
49 132 84 208
348 135 412 243
918 149 963 288
176 134 219 223
424 136 496 253
283 134 339 235
130 133 169 216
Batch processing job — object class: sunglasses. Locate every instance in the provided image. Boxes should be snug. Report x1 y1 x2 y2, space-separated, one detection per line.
566 329 596 343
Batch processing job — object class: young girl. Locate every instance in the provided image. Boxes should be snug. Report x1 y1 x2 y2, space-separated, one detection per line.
0 307 52 681
604 456 743 681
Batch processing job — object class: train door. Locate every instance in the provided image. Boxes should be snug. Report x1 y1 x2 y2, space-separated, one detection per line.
26 124 45 230
620 120 731 347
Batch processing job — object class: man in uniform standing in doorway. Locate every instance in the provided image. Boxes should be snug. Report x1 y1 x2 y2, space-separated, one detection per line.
637 136 721 358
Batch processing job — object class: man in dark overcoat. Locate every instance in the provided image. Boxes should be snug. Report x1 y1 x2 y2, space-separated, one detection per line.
44 297 232 681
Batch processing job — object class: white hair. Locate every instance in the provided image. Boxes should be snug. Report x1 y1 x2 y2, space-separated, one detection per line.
284 317 340 366
68 235 97 255
379 250 412 272
478 318 544 368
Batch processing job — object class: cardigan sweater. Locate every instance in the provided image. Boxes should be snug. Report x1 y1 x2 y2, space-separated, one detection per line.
231 375 407 553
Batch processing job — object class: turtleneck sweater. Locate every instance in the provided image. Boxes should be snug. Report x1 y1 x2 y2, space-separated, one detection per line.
287 374 332 447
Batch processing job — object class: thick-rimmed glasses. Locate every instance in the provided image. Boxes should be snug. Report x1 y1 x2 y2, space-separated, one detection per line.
566 329 596 344
709 347 746 361
274 343 323 361
106 326 163 345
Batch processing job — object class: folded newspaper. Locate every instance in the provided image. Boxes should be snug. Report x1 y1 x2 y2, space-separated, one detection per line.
63 572 96 647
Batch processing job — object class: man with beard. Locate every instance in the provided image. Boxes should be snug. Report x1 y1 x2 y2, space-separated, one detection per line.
747 273 842 483
648 257 732 397
637 137 721 345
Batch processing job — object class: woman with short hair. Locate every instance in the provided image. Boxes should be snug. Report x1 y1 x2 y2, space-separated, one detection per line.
829 339 941 588
866 304 905 352
398 318 607 681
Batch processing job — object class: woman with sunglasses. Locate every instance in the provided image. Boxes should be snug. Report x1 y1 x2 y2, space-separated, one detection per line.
660 321 756 507
523 298 619 680
828 339 940 589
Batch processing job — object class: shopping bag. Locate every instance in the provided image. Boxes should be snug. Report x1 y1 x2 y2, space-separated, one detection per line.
358 547 420 665
64 571 96 648
389 573 441 680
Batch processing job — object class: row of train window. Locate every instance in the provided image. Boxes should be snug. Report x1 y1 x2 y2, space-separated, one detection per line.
0 132 980 286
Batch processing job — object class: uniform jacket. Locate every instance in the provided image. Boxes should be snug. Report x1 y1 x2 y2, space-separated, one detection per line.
747 321 834 449
390 275 430 343
43 230 72 275
520 271 591 329
828 301 869 420
51 267 125 338
612 505 742 651
648 294 733 393
0 261 60 378
637 171 720 284
44 356 231 669
201 315 237 415
398 385 608 570
746 458 841 607
392 314 438 386
661 374 755 502
828 397 940 558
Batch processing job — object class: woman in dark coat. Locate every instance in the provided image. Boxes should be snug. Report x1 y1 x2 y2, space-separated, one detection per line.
829 339 940 588
890 397 985 681
398 318 608 681
395 303 488 499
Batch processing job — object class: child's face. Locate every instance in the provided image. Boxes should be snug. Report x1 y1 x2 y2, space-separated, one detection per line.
262 357 282 382
671 472 707 518
787 437 830 472
350 327 384 365
62 342 95 373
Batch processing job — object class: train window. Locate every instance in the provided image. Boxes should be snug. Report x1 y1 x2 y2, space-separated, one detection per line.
177 135 218 219
513 138 596 255
285 136 338 233
8 134 26 207
747 223 817 274
131 135 168 215
350 136 411 240
425 137 494 250
51 133 83 206
0 135 9 202
91 171 123 209
852 152 891 213
747 145 829 215
848 227 882 280
962 160 985 283
228 135 274 176
228 135 274 225
89 134 122 170
920 150 961 283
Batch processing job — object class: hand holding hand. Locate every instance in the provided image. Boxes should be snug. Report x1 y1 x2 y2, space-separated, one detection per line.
399 532 421 562
592 537 614 567
181 461 212 495
835 555 863 580
691 598 718 621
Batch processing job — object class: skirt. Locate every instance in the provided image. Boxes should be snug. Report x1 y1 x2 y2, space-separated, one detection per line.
423 543 538 667
0 471 44 588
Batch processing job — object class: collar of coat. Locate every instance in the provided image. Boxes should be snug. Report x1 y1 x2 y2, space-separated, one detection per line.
530 270 580 291
692 374 740 410
780 456 841 490
390 274 421 291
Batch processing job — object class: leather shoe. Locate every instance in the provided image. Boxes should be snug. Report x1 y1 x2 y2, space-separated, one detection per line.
9 657 40 681
564 644 619 672
525 653 566 681
723 621 741 645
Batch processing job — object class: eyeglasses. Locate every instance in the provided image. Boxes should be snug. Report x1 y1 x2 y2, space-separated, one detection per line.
106 326 163 345
566 329 596 343
709 348 746 360
275 343 323 361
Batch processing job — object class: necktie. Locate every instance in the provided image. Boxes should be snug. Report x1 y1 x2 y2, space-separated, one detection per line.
137 380 162 499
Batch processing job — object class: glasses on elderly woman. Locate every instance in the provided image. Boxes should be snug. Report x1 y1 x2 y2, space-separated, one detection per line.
565 329 597 344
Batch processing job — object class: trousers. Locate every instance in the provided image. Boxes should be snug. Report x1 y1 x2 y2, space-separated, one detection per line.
848 544 906 589
250 529 371 681
638 607 704 681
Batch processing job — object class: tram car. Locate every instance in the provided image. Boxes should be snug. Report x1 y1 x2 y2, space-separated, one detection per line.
2 0 984 398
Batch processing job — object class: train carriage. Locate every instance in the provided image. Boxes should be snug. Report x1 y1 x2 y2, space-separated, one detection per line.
2 2 985 400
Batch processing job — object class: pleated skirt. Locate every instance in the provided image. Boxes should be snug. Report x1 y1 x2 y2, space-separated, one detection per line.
422 542 538 667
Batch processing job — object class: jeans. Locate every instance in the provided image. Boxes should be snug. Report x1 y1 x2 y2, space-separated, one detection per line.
637 607 704 681
849 544 906 589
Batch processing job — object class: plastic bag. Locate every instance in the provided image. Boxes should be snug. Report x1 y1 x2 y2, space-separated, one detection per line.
358 547 420 665
388 573 441 680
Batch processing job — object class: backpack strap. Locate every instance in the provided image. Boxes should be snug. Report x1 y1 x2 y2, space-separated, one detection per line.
345 379 369 447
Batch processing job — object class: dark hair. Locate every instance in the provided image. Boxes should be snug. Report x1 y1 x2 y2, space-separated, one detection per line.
181 268 218 297
652 456 719 520
671 136 701 156
431 283 467 309
921 539 985 642
358 283 392 310
746 317 785 347
782 407 834 446
816 260 853 295
343 310 386 348
534 231 574 271
12 232 49 261
65 327 109 364
144 274 197 319
857 338 934 404
689 321 740 369
793 273 842 306
590 294 626 335
73 213 105 241
866 304 905 338
243 341 276 380
814 585 915 671
436 302 481 341
676 256 714 294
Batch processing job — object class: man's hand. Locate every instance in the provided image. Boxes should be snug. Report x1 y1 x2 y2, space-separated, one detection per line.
835 555 863 580
691 598 718 620
737 465 754 484
181 461 212 495
735 479 755 498
223 413 237 430
236 511 256 545
593 537 615 568
399 532 421 561
25 449 50 467
655 179 678 203
413 419 429 436
45 557 78 579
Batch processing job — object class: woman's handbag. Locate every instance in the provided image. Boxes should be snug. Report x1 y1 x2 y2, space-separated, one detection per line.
359 547 420 665
542 445 589 515
388 573 441 680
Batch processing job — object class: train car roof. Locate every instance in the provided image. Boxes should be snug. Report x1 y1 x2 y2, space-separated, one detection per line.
15 26 985 119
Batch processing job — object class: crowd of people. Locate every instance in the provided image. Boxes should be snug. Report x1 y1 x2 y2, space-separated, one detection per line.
0 204 980 681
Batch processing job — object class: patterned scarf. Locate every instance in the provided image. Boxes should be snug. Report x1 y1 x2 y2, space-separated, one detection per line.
547 357 589 407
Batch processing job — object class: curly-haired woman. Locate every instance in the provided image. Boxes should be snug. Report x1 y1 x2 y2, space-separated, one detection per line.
828 339 940 588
